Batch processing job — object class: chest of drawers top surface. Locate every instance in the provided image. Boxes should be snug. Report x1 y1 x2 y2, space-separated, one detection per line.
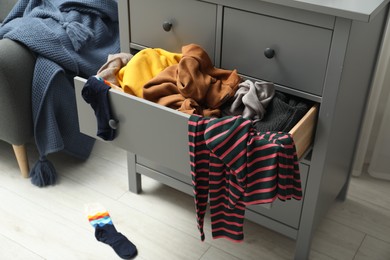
206 0 389 22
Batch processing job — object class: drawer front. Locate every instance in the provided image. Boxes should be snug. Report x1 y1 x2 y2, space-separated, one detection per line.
247 163 309 229
137 156 191 185
75 77 191 175
221 8 332 96
129 0 217 61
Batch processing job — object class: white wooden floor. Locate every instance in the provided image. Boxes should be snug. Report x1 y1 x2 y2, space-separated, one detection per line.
0 140 389 260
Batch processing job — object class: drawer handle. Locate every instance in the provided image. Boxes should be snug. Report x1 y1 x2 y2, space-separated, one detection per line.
264 48 275 59
108 119 118 130
162 21 173 32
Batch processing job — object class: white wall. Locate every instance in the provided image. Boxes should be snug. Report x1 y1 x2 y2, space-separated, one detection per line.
368 92 390 180
352 14 390 177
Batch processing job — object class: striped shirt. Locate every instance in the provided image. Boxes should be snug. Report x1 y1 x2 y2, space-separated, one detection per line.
188 114 302 242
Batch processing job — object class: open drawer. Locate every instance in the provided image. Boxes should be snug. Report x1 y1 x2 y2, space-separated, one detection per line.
74 76 318 175
75 76 318 231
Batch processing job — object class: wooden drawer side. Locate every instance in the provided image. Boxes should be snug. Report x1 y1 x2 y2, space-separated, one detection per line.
290 105 318 160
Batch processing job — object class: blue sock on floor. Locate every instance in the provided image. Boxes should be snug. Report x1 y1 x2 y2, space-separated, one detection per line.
86 203 137 259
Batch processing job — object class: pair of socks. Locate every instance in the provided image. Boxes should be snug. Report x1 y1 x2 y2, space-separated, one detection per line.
86 203 137 259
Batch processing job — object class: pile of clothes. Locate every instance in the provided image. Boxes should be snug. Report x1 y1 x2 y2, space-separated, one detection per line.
82 43 311 242
83 43 310 139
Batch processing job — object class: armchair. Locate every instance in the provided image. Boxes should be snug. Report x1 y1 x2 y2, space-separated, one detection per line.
0 0 35 178
0 0 120 186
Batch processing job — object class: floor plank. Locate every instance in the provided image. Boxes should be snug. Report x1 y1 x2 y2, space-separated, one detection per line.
354 235 390 260
311 218 365 260
326 198 390 244
0 187 117 259
0 234 44 260
200 247 241 260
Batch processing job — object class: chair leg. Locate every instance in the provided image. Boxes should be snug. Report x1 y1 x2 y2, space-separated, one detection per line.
12 144 30 178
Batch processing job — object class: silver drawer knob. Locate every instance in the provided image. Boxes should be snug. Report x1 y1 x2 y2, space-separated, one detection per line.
109 119 118 130
162 21 173 32
264 48 275 59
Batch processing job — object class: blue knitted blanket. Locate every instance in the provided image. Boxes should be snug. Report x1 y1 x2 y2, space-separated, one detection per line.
0 0 120 186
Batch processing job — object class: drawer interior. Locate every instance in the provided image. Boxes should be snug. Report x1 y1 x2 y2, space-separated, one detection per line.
290 105 318 159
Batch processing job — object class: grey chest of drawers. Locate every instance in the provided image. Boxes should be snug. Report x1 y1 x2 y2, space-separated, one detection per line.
75 0 390 259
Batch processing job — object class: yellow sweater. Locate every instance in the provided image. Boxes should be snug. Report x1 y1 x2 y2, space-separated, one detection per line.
117 48 182 97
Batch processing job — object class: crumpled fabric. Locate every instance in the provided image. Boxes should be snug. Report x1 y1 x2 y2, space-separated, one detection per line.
254 92 310 132
117 47 182 97
189 114 302 241
143 44 241 116
97 52 133 90
222 79 275 121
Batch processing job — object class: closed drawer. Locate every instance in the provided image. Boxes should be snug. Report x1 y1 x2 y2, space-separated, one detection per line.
129 0 217 61
221 7 332 96
137 156 191 185
136 157 308 229
74 76 318 176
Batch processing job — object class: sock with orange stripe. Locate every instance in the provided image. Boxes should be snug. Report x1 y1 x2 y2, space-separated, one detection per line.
86 203 137 259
